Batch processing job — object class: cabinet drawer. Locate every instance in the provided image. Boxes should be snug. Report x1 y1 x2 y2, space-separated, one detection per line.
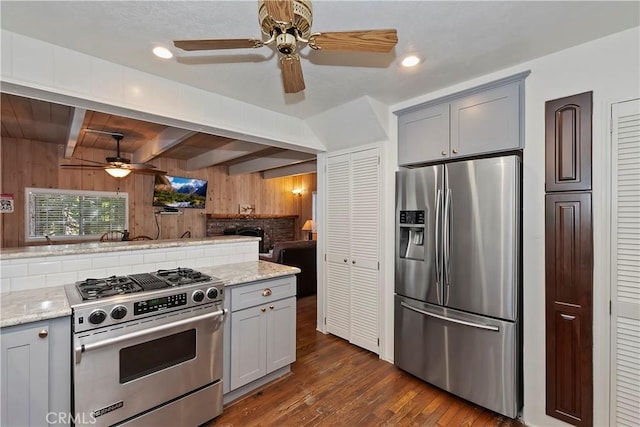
230 276 296 311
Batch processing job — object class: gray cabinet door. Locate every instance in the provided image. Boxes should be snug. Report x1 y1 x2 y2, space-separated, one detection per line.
266 297 296 373
230 305 267 390
398 103 450 165
1 321 50 427
450 82 521 158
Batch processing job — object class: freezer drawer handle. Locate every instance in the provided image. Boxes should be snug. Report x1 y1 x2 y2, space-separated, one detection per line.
560 314 576 321
74 308 227 364
400 301 499 332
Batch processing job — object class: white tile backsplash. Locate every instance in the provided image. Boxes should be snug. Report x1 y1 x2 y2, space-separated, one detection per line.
1 241 258 293
1 263 29 278
62 257 93 272
118 253 144 266
46 272 78 287
28 261 62 276
143 252 166 264
91 254 122 269
12 275 47 291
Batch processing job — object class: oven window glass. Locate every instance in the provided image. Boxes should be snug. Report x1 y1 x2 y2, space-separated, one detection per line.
120 329 196 383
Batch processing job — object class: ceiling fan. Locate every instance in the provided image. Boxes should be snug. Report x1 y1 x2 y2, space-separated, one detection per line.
173 0 398 93
60 130 166 178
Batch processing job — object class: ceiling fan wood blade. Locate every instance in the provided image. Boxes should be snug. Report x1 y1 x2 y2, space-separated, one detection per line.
71 157 107 166
59 164 105 169
265 0 294 23
281 55 305 93
311 29 398 53
128 167 167 175
174 38 263 51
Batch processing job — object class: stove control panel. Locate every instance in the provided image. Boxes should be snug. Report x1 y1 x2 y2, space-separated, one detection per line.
134 293 187 315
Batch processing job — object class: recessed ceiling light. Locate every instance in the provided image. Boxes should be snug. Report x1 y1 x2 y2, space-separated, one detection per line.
401 55 420 68
153 46 173 59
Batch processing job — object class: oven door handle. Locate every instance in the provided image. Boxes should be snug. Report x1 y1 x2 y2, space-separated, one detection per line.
75 308 227 364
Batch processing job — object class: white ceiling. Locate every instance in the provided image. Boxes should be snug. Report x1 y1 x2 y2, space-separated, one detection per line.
1 1 639 120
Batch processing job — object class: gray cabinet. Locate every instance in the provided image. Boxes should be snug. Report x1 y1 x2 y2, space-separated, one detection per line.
223 276 296 394
398 103 449 164
396 72 529 166
1 317 71 427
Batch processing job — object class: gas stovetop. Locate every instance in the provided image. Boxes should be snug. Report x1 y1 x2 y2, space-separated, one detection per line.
75 268 212 301
65 268 225 333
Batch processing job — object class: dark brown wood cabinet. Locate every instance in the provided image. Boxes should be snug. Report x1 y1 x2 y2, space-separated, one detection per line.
545 91 593 427
545 92 592 192
545 193 593 426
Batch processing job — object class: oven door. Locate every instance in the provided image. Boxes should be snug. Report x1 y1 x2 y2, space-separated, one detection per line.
73 303 224 427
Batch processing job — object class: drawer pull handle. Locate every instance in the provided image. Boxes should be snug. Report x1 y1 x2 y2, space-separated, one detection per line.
452 149 458 154
261 308 266 312
38 329 49 339
262 288 272 297
441 150 447 156
560 314 575 321
352 260 356 264
269 305 274 310
343 259 348 263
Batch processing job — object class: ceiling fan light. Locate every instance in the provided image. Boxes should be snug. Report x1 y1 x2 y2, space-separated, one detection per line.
105 167 132 178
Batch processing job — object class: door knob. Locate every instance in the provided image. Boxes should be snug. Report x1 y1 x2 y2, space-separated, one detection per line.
343 259 348 263
441 150 447 156
269 305 274 310
38 329 48 338
352 260 356 264
452 149 458 154
261 308 266 312
262 288 272 297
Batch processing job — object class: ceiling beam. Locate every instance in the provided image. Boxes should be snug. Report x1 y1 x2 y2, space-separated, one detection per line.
64 107 86 158
228 150 316 176
262 160 317 179
185 140 266 171
132 128 196 163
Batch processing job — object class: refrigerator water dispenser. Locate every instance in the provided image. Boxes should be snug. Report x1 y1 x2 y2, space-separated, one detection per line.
398 210 425 261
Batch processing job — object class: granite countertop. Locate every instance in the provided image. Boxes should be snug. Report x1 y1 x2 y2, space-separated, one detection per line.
201 260 300 287
0 235 260 260
0 286 71 328
0 260 298 328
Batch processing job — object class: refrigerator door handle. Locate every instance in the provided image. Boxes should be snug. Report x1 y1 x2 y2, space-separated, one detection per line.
400 301 500 332
443 187 452 303
435 189 442 305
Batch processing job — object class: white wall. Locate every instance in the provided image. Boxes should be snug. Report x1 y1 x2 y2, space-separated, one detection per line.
0 30 326 154
388 27 640 426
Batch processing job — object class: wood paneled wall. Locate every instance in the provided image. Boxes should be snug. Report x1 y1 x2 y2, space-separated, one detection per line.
0 138 316 248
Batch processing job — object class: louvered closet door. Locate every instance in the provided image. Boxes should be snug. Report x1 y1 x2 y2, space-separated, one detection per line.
326 153 352 340
349 149 380 353
611 98 640 427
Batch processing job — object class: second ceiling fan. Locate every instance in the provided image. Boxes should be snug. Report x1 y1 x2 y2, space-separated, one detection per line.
173 0 398 93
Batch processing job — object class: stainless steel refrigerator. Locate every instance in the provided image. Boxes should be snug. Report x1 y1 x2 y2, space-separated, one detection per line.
394 154 522 418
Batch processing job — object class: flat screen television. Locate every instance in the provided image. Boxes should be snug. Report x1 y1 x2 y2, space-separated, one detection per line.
153 174 207 209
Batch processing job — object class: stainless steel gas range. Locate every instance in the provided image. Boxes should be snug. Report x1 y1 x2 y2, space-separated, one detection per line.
65 268 226 427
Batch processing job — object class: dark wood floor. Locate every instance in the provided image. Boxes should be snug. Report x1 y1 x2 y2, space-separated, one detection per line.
210 295 524 427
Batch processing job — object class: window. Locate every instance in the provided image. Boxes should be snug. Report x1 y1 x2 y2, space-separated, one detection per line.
25 188 128 241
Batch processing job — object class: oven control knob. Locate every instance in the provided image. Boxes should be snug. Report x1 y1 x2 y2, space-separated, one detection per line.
192 290 205 302
89 309 107 325
111 305 127 320
206 287 219 300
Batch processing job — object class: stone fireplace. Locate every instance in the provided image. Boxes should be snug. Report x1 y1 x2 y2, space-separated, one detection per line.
206 215 298 252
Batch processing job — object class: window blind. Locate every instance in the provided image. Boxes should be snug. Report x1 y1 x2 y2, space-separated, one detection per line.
26 188 128 240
